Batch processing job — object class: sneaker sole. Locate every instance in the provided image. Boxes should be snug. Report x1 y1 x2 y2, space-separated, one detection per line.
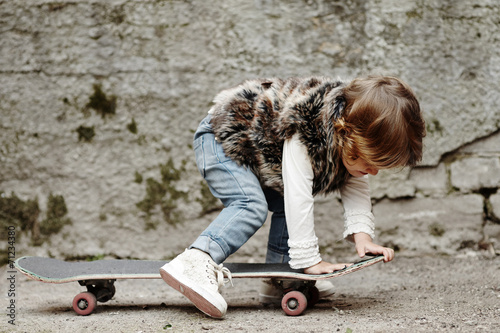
160 267 225 318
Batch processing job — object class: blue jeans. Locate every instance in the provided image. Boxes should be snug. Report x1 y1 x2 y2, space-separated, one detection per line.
190 115 290 264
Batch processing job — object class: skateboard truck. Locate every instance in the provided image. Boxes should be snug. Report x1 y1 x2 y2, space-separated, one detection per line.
73 279 116 315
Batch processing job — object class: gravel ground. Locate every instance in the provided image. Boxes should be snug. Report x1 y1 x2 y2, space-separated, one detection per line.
2 254 499 333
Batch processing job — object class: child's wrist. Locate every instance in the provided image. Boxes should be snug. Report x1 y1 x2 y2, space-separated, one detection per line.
353 232 372 243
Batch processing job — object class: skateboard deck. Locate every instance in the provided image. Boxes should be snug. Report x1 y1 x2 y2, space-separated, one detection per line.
15 255 384 316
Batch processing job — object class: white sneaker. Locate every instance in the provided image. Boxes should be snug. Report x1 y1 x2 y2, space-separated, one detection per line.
259 279 335 305
160 249 232 318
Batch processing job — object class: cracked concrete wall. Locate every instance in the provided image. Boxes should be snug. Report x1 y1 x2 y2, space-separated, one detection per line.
1 0 499 261
376 131 500 256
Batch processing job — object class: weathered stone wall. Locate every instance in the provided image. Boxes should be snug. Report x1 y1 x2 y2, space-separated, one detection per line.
1 0 499 262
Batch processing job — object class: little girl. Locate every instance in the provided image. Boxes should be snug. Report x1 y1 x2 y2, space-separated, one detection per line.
160 75 425 318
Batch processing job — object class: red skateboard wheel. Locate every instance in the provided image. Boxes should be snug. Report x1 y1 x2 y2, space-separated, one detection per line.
72 292 97 315
281 290 308 316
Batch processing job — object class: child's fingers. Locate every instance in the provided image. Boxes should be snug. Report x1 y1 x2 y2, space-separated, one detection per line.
355 241 395 262
382 247 395 262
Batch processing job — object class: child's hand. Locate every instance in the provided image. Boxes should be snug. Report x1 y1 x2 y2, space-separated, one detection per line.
353 232 395 263
304 261 353 275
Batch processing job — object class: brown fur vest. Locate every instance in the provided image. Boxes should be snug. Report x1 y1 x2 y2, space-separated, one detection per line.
209 76 350 196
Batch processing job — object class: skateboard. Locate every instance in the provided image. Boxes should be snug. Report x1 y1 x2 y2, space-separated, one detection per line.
14 255 384 316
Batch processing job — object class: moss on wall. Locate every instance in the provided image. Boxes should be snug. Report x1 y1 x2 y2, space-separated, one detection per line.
0 192 71 264
134 171 143 184
76 125 95 142
428 222 445 237
86 84 116 119
39 193 72 237
127 118 138 134
426 118 444 136
136 157 189 228
0 192 40 240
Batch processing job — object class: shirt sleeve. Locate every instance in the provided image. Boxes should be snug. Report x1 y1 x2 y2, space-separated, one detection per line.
340 175 375 242
282 135 322 269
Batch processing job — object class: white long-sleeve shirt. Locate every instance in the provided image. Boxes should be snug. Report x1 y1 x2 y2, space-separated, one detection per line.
283 135 375 269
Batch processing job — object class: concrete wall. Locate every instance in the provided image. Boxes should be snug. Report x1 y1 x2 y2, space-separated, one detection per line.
1 0 499 262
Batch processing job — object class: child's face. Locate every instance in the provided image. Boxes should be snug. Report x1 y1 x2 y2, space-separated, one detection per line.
342 156 379 177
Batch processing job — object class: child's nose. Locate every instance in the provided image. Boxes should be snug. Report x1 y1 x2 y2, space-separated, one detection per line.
367 168 378 176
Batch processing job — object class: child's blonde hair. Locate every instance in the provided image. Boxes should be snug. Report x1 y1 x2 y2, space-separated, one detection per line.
336 76 426 169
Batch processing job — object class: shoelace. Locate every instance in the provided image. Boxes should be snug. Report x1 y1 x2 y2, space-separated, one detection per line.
207 261 233 289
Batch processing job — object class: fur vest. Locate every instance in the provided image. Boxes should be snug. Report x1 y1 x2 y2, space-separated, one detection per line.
209 76 350 196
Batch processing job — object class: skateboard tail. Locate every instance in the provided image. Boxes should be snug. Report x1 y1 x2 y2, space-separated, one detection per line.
14 257 161 283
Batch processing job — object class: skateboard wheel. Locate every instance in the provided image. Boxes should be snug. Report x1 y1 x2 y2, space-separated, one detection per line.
72 292 97 315
281 291 307 316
